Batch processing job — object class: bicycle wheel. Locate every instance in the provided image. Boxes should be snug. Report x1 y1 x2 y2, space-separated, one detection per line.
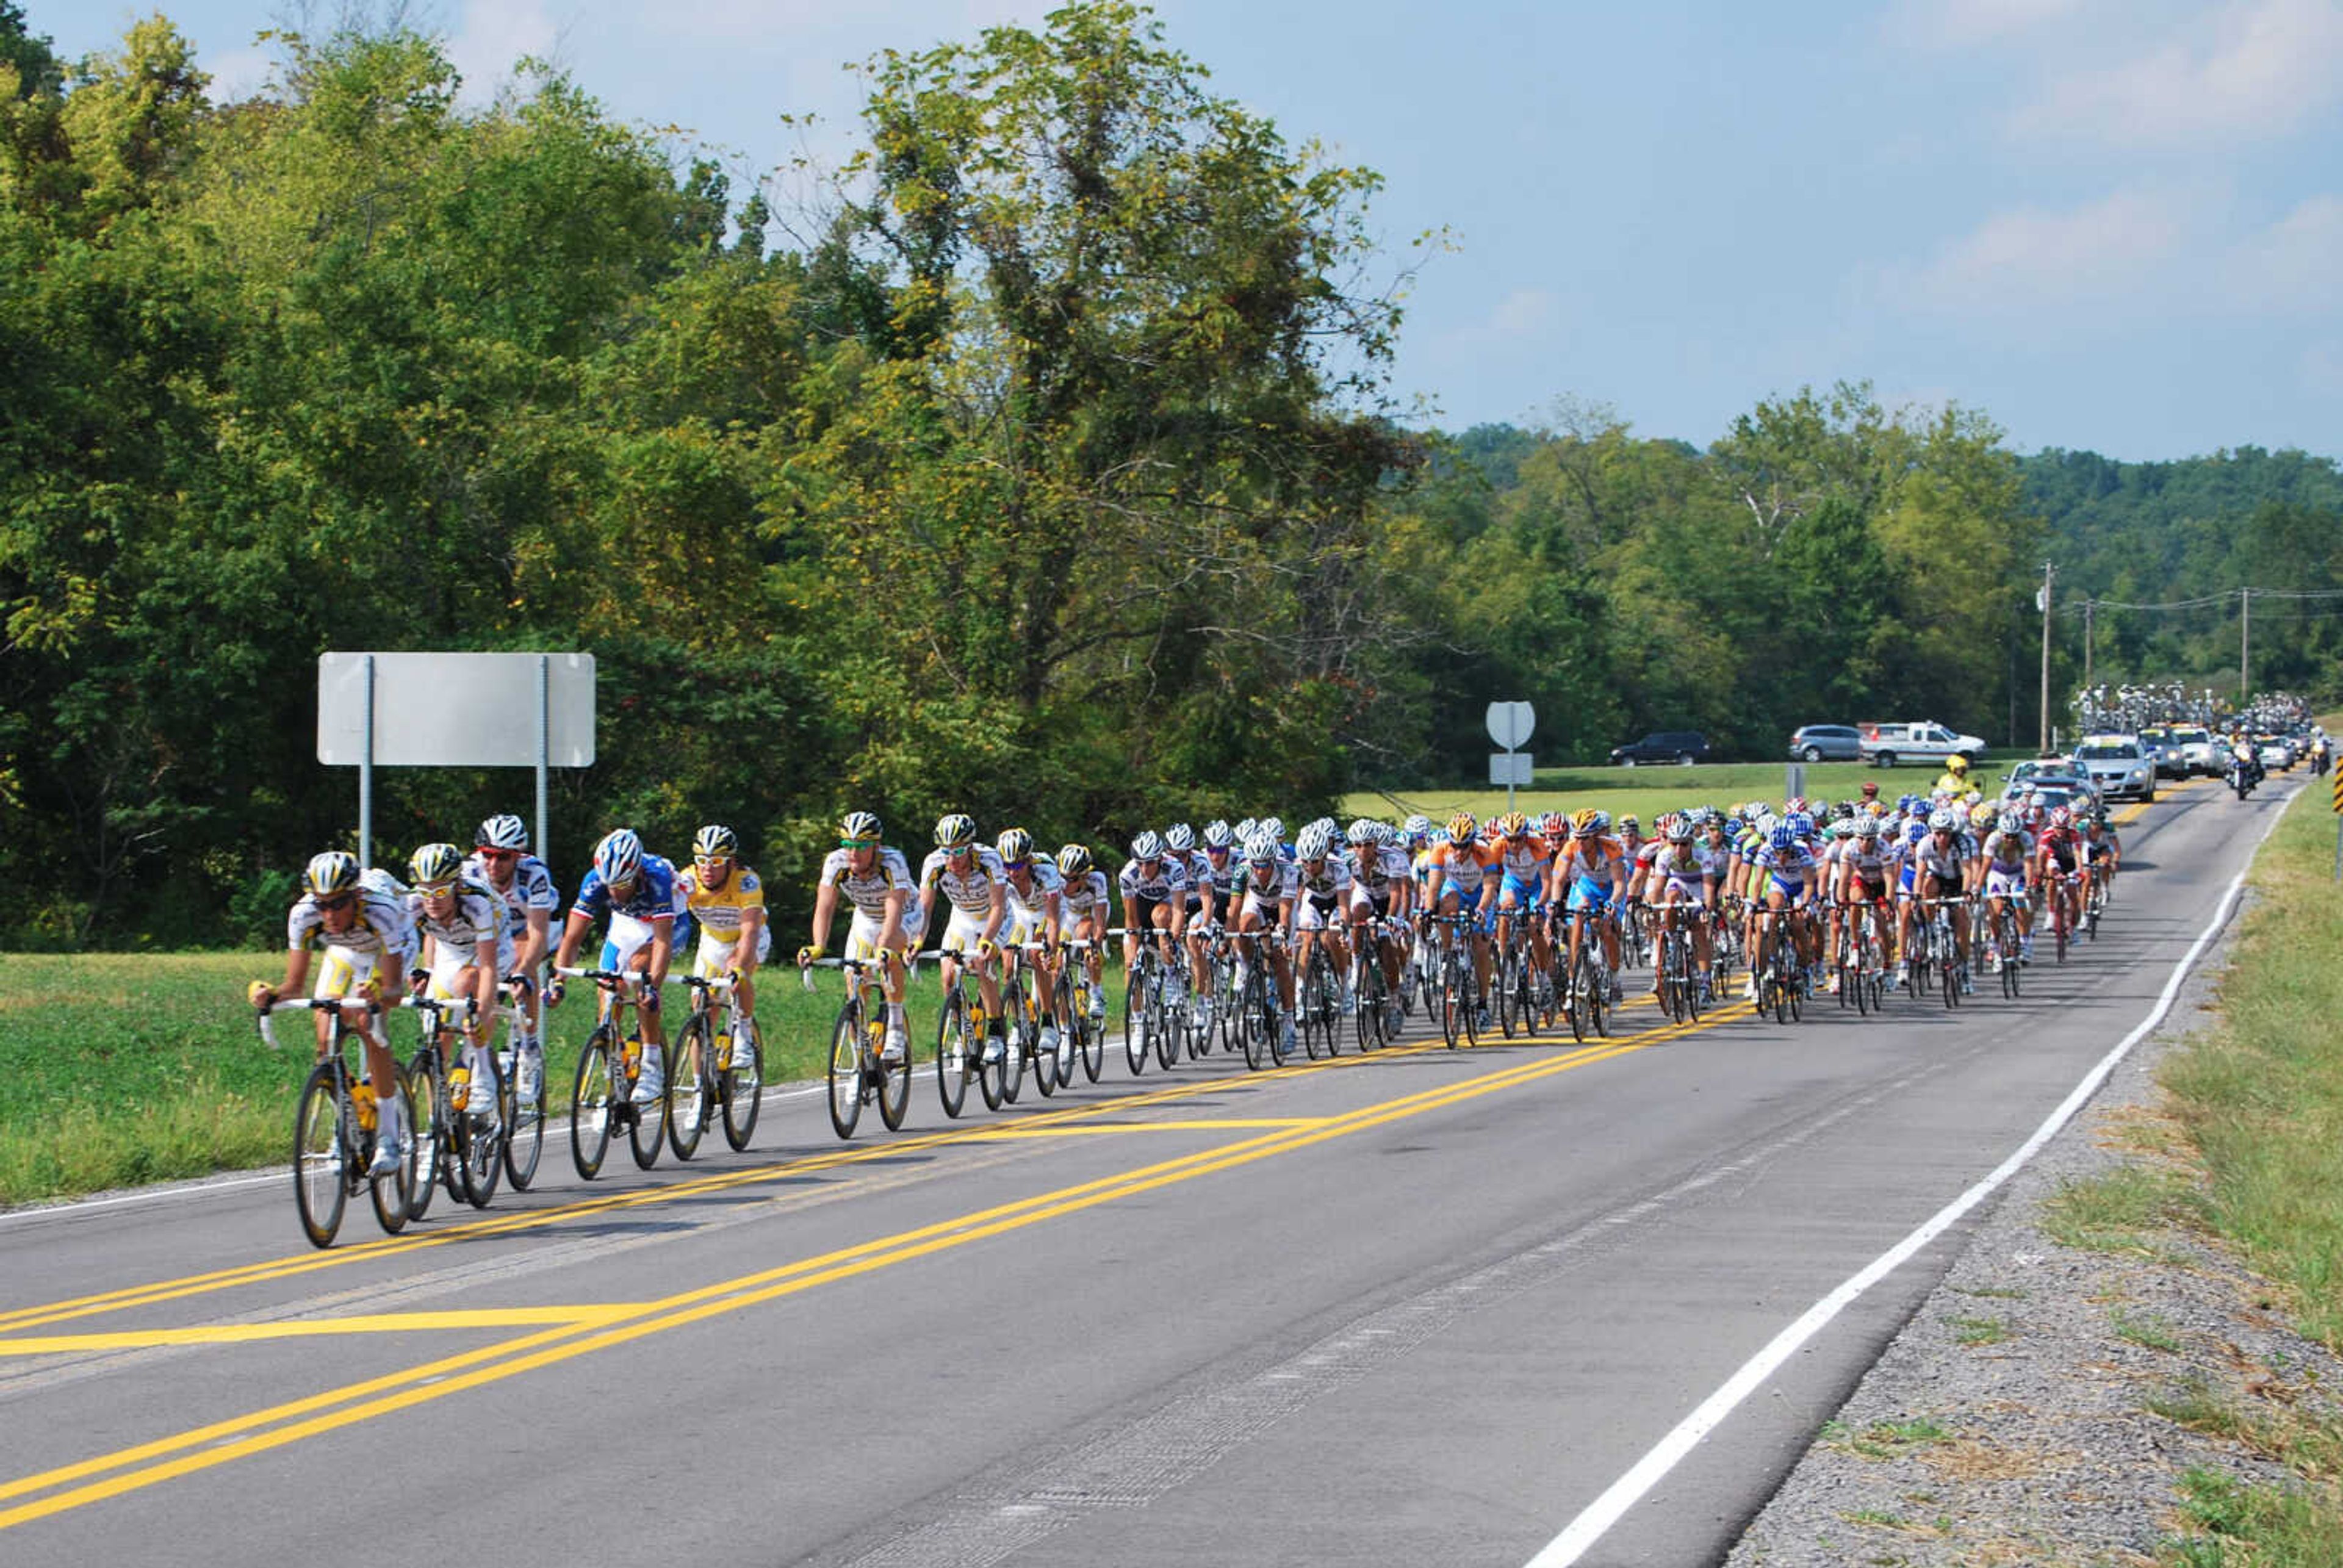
1300 954 1326 1060
1941 946 1960 1009
668 1016 710 1161
405 1047 445 1220
2053 904 2069 964
999 1005 1026 1105
1496 947 1521 1038
370 1070 416 1234
721 1016 763 1151
571 1026 615 1178
877 1012 912 1130
293 1062 348 1249
1441 955 1467 1048
504 1042 545 1190
1029 1019 1059 1099
938 989 972 1118
1154 984 1181 1070
1079 980 1106 1083
978 1015 1008 1112
1123 967 1150 1076
1999 918 2022 999
459 1051 503 1209
1242 974 1270 1070
826 1007 864 1139
628 1039 669 1169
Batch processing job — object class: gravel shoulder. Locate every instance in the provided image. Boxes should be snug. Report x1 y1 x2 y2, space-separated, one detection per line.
1726 891 2343 1567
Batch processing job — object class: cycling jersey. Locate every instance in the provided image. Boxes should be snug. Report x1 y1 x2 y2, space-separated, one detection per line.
289 891 411 958
1752 842 1818 898
462 851 560 948
2035 826 2081 868
405 882 503 968
1238 858 1298 916
1059 868 1112 917
1294 855 1355 904
1117 857 1191 904
1355 843 1413 897
921 847 1009 916
678 863 765 935
1427 838 1499 896
1906 833 1966 884
820 846 917 919
572 856 679 926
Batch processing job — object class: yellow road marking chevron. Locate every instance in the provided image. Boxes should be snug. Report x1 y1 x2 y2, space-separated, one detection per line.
0 1004 1742 1530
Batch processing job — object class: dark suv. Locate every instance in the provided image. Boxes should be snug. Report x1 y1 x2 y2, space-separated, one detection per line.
1609 730 1711 766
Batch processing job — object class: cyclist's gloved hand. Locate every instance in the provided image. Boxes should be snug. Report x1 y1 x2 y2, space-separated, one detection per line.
247 980 276 1011
408 967 431 997
796 945 816 968
545 977 566 1009
507 973 533 1002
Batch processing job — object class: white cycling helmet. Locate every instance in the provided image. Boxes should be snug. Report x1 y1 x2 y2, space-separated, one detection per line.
1297 822 1336 861
1131 830 1164 861
475 814 530 852
1927 807 1958 833
1243 830 1281 866
1164 822 1196 854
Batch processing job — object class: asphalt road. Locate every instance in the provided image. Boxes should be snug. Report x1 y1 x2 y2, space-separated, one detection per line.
0 772 2296 1567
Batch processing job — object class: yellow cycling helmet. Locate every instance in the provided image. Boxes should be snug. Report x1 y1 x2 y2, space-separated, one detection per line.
1946 754 1970 775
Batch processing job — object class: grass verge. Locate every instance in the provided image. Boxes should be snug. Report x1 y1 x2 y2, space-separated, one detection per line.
0 949 1129 1207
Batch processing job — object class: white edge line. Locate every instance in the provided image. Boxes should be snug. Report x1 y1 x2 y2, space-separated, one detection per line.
1524 786 2297 1568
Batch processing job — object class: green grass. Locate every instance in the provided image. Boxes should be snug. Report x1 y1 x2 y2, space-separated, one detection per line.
1342 753 2037 829
0 949 1129 1207
1821 1415 1954 1461
2111 1307 2184 1353
1947 1314 2014 1347
2040 1165 2200 1256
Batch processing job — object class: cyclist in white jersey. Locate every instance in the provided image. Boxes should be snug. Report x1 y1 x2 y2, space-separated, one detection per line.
1119 830 1194 1057
1232 829 1301 1057
798 811 921 1063
995 827 1066 1068
1163 823 1219 1029
1055 844 1112 1029
463 813 557 1102
253 851 414 1176
404 843 506 1117
919 813 1011 1064
1292 821 1361 1015
1348 818 1414 1034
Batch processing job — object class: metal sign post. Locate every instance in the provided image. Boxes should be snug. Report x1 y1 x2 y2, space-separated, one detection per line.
320 652 595 871
1486 702 1536 813
2331 769 2341 882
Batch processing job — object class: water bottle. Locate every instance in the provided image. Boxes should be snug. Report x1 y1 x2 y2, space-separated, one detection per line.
352 1079 378 1131
714 1029 732 1071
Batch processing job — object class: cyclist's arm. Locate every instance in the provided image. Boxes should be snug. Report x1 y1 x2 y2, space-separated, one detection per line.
552 909 592 974
980 879 1006 947
804 880 839 960
274 944 312 1000
1121 894 1142 968
516 907 551 979
644 915 674 991
877 886 907 953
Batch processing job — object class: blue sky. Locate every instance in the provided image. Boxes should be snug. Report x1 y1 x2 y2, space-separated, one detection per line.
38 1 2343 461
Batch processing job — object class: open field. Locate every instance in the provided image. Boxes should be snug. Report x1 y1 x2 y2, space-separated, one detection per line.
0 949 1121 1206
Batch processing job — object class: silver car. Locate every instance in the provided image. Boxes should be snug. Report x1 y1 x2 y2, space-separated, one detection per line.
2071 736 2156 802
1787 724 1863 762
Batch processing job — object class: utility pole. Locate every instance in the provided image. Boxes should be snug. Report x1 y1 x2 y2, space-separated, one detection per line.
2037 561 2054 755
2239 587 2251 703
2082 597 2094 703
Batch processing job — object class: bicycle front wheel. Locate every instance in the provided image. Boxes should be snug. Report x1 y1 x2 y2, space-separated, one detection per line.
668 1017 710 1161
1123 971 1149 1076
721 1016 763 1151
293 1063 348 1249
827 1007 864 1140
877 1014 912 1130
505 1045 545 1190
369 1071 416 1235
628 1039 669 1169
405 1048 445 1220
461 1052 503 1209
938 991 973 1118
571 1026 616 1179
1078 979 1105 1082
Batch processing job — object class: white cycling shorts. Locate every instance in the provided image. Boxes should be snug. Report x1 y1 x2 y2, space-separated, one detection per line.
693 922 771 978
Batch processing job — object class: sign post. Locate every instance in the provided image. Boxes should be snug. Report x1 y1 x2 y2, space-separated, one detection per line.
1486 702 1536 814
320 652 596 867
2331 769 2342 882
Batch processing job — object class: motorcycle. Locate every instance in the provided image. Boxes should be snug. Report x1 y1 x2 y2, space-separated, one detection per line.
2229 753 2262 799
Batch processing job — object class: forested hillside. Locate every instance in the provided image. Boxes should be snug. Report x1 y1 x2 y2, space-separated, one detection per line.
0 4 2331 948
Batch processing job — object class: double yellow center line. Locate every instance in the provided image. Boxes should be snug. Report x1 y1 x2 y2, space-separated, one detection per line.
0 999 1742 1531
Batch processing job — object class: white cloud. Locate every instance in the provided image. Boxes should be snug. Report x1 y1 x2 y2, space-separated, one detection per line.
448 0 560 105
1889 0 2088 50
2010 0 2343 147
2229 194 2343 313
1488 287 1558 336
1903 186 2202 314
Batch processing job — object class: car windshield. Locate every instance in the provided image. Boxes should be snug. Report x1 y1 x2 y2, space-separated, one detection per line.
2172 728 2209 744
2074 744 2137 760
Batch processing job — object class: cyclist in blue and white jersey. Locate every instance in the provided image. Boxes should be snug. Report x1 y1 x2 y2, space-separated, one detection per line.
1746 822 1821 997
1487 811 1555 1002
1898 807 1974 990
920 813 1011 1066
1119 830 1193 1057
1981 810 2034 968
549 829 677 1104
405 842 506 1118
1644 815 1721 999
463 813 558 1103
254 851 416 1176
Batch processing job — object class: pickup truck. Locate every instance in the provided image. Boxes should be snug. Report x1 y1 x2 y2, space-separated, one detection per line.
1857 721 1987 769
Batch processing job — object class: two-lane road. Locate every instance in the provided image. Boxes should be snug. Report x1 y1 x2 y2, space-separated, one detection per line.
0 773 2293 1566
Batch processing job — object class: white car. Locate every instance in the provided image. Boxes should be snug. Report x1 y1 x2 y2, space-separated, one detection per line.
2071 736 2156 803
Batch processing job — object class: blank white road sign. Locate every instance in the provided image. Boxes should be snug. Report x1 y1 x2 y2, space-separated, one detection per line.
1489 752 1533 786
318 652 596 767
1486 701 1535 751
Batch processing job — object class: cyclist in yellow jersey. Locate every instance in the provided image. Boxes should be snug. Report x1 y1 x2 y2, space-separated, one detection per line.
1932 753 1972 799
677 824 768 1024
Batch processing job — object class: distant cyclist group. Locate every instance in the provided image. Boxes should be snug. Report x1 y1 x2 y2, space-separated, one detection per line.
251 748 2184 1244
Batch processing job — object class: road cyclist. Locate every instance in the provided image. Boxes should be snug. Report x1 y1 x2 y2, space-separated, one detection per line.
548 829 678 1115
462 813 556 1142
